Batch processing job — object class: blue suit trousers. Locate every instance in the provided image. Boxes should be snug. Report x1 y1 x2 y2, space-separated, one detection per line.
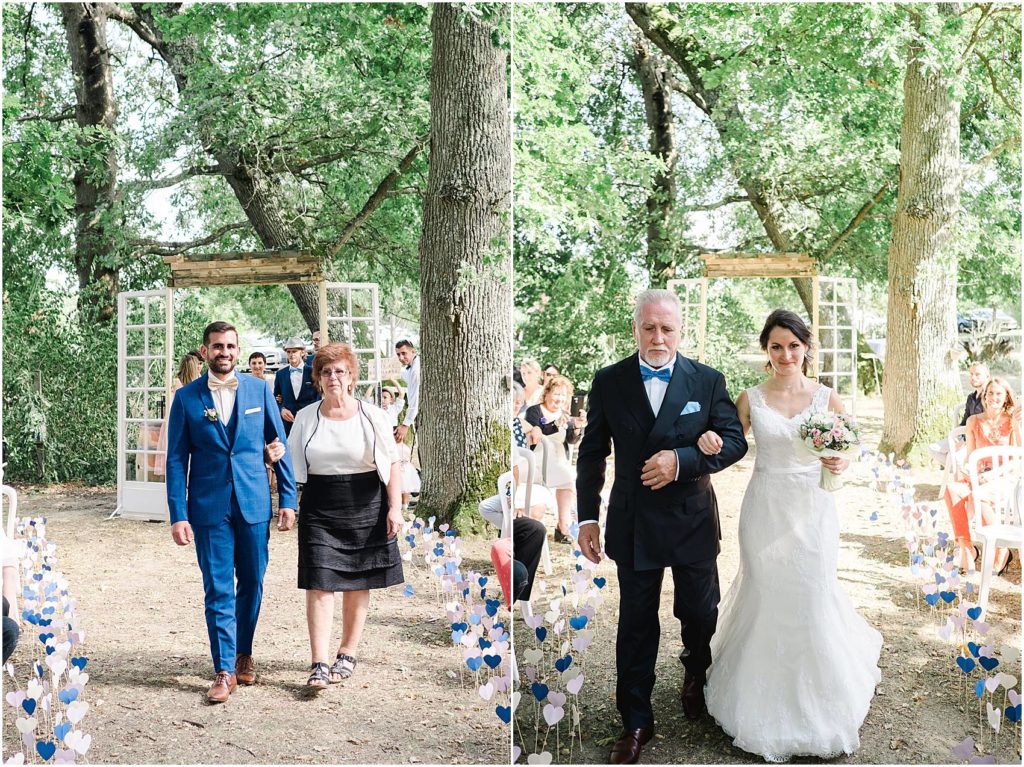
193 496 270 673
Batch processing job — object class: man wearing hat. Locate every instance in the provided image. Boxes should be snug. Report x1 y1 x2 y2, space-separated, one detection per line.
274 336 320 435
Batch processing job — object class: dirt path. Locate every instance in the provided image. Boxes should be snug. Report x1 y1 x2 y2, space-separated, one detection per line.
514 395 1022 764
2 490 509 764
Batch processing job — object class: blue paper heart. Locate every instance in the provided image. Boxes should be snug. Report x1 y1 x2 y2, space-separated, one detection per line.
54 722 72 741
968 642 981 657
469 613 482 625
938 532 949 546
32 573 43 581
869 512 878 521
956 656 976 674
38 632 54 644
451 630 465 644
967 606 983 620
41 606 55 615
496 705 512 723
433 545 444 556
531 682 549 701
485 599 500 617
483 654 502 669
36 741 56 761
22 698 36 715
575 564 583 572
535 627 547 642
451 622 468 633
479 638 493 650
975 679 985 698
445 562 458 575
38 619 52 627
58 687 79 705
466 656 483 672
70 657 87 671
934 572 945 584
925 593 940 607
403 585 415 597
554 655 573 673
569 615 589 631
979 656 999 671
1006 704 1022 723
940 591 957 603
593 577 606 589
45 645 55 655
478 577 488 587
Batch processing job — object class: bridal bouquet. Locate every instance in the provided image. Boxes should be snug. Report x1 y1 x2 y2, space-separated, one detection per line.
798 410 859 491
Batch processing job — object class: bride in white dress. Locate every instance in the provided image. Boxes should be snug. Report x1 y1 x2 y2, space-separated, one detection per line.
699 309 882 762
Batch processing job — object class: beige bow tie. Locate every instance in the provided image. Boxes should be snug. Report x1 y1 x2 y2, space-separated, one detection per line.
208 377 238 392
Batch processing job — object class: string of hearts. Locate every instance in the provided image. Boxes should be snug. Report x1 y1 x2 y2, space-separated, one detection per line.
4 517 90 766
398 515 513 729
513 523 609 765
858 450 1021 762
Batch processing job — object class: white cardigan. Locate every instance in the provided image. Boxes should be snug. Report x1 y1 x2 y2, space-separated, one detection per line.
287 400 398 485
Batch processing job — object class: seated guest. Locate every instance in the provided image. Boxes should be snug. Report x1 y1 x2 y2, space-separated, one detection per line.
520 358 543 409
2 527 20 664
930 362 990 467
944 377 1022 573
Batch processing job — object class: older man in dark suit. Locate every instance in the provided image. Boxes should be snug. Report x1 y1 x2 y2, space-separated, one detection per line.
576 289 747 764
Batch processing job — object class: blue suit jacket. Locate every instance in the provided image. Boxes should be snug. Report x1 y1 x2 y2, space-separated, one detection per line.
166 372 297 527
274 365 320 417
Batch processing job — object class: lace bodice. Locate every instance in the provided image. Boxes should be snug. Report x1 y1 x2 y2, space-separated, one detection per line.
747 384 832 472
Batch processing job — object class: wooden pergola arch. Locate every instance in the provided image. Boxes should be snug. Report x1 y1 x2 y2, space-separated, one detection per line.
668 251 858 411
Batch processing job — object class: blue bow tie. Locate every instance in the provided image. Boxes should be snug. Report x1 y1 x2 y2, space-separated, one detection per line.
640 366 671 383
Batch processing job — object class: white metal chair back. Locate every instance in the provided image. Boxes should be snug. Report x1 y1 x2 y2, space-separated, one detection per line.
2 484 17 542
967 446 1024 527
514 446 537 514
947 426 969 474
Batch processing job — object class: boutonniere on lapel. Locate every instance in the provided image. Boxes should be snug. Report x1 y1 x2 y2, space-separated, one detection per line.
204 407 219 422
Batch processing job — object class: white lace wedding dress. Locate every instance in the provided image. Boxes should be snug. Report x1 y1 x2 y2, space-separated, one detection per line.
704 384 882 762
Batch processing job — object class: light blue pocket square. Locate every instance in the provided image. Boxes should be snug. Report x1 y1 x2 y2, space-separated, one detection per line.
680 401 701 415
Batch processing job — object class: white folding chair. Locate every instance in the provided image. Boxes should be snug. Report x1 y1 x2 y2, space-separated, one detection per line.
2 484 17 542
939 425 969 497
967 446 1024 614
513 446 552 576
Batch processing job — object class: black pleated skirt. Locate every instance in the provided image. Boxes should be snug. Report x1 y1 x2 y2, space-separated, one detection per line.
298 472 405 592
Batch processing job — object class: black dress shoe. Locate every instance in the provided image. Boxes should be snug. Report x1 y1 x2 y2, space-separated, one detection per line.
681 671 706 721
553 528 569 544
609 727 654 765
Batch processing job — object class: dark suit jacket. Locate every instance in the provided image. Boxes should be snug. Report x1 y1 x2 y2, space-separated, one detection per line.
576 352 747 570
273 365 320 422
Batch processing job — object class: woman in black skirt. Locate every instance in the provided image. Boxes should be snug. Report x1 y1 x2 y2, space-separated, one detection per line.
287 342 404 688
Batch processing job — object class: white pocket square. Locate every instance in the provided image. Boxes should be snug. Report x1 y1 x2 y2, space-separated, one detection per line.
680 401 701 415
244 406 262 415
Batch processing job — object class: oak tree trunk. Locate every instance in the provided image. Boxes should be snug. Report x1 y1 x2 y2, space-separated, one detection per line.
880 9 962 460
416 4 512 529
62 3 120 323
630 36 679 281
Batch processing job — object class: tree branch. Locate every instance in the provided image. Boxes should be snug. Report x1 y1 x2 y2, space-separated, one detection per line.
974 49 1019 115
326 135 427 258
958 3 996 72
131 221 251 256
820 178 893 261
682 195 751 212
962 133 1020 181
125 164 225 192
14 106 76 123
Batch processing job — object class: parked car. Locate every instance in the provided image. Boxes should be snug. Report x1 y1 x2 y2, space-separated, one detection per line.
966 308 1019 334
242 347 282 372
957 314 974 334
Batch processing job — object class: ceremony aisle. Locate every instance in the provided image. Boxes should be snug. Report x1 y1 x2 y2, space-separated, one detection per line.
1 488 508 765
513 394 1021 764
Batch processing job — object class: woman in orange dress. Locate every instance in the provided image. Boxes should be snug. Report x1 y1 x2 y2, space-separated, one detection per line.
944 377 1021 572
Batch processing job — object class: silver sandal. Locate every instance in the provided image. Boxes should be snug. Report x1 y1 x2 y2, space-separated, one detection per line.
329 654 357 682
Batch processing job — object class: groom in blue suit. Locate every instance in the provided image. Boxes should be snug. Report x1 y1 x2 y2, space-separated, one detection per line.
166 321 297 703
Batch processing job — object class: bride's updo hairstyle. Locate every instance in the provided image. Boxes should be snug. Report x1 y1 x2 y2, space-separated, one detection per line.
759 309 815 375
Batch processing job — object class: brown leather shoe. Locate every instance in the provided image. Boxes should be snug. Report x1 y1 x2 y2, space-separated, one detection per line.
609 727 653 764
207 671 237 704
235 654 256 685
681 671 705 721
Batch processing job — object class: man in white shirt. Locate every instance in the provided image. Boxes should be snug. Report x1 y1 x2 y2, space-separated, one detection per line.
395 340 420 444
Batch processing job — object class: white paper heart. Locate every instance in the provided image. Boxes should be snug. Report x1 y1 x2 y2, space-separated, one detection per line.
26 680 42 700
548 691 567 708
511 691 521 712
527 752 552 765
478 682 494 701
4 752 25 765
14 716 36 734
46 656 67 677
996 673 1018 690
985 676 1000 693
66 701 88 724
542 703 564 726
986 701 1001 733
566 674 585 695
65 731 91 755
6 691 26 708
522 649 543 665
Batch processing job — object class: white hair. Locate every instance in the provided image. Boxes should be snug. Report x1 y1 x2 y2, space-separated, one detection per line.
633 289 682 323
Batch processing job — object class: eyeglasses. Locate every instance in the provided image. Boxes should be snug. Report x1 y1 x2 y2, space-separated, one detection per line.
321 369 351 379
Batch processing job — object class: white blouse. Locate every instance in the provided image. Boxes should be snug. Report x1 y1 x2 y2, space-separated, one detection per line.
287 400 399 484
303 415 376 475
